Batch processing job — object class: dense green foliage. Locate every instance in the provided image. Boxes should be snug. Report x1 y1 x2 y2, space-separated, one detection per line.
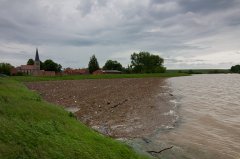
88 55 100 73
40 61 44 70
0 79 150 159
130 52 166 73
11 73 189 82
230 65 240 73
103 60 123 71
42 59 62 72
26 59 62 72
27 59 34 65
0 63 13 75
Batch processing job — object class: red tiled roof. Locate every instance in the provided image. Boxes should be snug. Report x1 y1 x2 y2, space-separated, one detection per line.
64 68 89 74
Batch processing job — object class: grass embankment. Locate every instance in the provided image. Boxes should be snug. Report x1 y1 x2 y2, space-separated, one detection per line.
11 73 188 82
0 78 150 159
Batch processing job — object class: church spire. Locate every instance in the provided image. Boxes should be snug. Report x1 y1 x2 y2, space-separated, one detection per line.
35 48 40 62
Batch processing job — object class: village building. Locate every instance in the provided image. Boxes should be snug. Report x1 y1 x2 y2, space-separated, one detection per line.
63 68 89 75
93 70 122 75
11 49 55 76
15 49 40 75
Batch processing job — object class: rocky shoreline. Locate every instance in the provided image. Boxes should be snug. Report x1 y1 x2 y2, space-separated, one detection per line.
26 78 176 138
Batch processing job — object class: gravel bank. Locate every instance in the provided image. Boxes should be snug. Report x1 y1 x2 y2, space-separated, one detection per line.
26 78 175 138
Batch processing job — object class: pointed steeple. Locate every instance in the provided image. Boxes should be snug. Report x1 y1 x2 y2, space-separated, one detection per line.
35 48 40 61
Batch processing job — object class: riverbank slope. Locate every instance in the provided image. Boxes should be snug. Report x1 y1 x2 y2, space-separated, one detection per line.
0 78 150 159
26 78 176 138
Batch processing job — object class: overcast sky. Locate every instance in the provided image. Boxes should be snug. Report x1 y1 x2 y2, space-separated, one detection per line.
1 0 240 69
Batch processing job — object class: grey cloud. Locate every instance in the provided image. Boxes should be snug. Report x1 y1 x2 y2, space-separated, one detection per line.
77 0 94 16
166 58 206 64
65 38 98 46
76 0 109 16
179 0 237 14
0 0 240 69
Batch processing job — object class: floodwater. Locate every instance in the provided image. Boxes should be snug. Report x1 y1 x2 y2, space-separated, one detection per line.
129 74 240 159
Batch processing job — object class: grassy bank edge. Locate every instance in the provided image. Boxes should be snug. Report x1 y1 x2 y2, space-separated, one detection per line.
10 73 189 82
0 78 151 159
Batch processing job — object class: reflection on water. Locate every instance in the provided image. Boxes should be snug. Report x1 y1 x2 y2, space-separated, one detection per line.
130 74 240 159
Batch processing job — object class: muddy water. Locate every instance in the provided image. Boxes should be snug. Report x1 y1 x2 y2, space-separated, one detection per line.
129 74 240 159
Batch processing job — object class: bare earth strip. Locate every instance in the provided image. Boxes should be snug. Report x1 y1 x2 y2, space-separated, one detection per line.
26 78 175 138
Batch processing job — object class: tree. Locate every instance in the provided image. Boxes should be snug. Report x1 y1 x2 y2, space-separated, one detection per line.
27 59 34 65
103 60 123 71
130 51 165 73
27 59 45 70
230 65 240 73
40 61 44 70
88 55 100 73
42 59 62 72
0 63 13 75
121 65 133 74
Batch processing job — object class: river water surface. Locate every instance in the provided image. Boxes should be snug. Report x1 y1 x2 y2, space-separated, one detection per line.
130 74 240 159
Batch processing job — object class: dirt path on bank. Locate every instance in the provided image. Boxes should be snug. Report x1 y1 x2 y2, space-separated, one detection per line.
26 78 175 138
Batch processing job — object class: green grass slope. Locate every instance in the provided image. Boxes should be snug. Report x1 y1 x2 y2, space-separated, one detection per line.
0 78 150 159
11 73 188 82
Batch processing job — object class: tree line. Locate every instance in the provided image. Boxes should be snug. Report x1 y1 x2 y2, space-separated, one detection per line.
2 51 240 75
0 59 62 76
0 63 13 75
0 51 166 75
27 59 62 72
0 51 167 75
88 51 166 74
230 65 240 73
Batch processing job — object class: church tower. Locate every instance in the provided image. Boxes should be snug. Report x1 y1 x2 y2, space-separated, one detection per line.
34 48 40 70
